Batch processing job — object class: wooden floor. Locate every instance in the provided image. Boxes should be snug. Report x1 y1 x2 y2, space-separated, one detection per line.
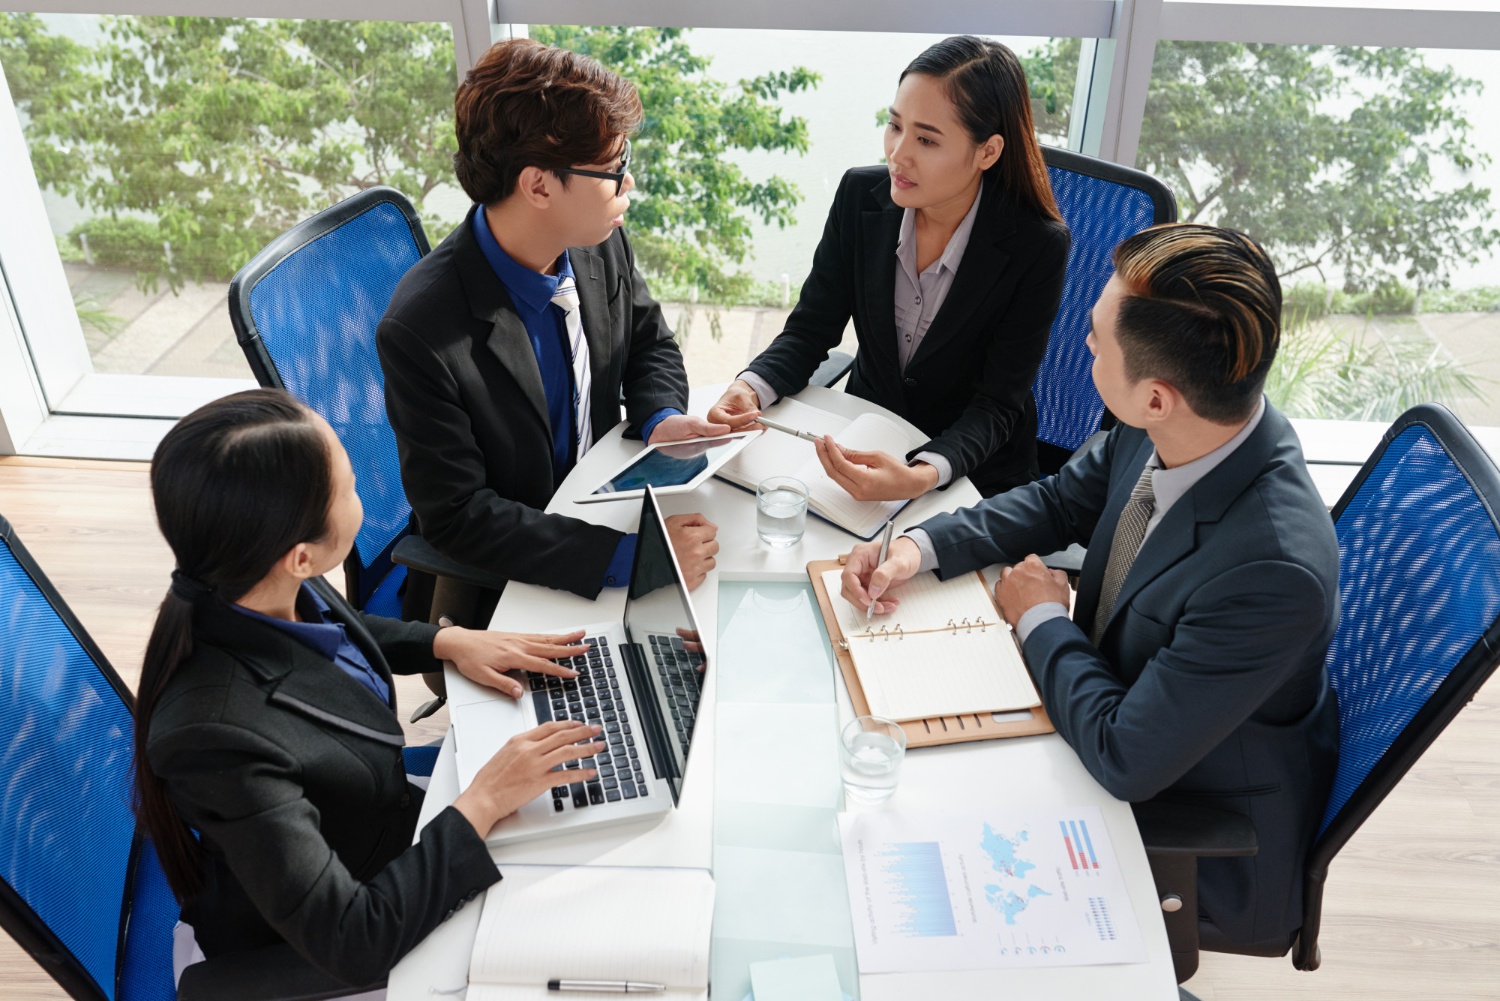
1 457 1496 1000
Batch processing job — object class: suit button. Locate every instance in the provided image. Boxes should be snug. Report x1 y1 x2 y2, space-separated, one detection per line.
904 377 917 387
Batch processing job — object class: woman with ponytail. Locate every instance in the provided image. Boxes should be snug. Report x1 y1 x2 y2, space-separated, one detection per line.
135 388 603 988
708 35 1070 499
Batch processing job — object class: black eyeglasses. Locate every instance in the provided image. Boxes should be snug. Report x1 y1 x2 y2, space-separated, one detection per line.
557 139 632 195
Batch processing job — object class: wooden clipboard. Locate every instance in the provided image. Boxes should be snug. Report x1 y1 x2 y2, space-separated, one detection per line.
807 558 1054 747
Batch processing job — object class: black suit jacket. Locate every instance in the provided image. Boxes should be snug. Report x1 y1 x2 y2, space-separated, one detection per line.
377 208 690 598
146 579 500 985
745 166 1070 495
919 403 1340 944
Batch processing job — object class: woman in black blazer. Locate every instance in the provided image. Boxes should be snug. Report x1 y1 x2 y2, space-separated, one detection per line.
709 36 1069 498
134 389 603 987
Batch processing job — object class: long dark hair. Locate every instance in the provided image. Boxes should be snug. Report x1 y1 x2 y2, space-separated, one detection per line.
901 36 1062 224
133 388 333 902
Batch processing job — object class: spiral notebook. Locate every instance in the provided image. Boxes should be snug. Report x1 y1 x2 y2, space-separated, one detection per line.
807 559 1052 746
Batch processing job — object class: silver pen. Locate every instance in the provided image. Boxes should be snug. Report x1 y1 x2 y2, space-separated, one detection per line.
547 980 666 993
868 519 896 621
755 415 821 443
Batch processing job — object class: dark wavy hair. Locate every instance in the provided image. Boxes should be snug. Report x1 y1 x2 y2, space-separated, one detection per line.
901 36 1061 224
133 388 333 901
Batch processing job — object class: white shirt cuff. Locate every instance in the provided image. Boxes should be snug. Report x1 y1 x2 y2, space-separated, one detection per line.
1015 602 1071 644
910 451 953 488
904 528 941 574
736 371 779 409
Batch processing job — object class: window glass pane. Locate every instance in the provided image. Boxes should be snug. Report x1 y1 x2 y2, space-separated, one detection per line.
527 26 1075 387
0 13 457 394
1141 40 1500 427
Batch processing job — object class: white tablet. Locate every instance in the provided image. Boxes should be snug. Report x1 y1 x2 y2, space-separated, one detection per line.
576 430 760 503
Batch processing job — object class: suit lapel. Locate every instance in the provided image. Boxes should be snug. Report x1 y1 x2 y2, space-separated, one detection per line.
309 578 397 710
455 216 551 436
909 179 1016 369
861 178 903 378
570 244 613 441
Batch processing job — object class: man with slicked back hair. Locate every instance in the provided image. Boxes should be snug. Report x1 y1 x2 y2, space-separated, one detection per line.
378 39 724 615
840 223 1339 949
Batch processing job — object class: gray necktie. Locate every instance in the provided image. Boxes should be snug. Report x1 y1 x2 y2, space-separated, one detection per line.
550 275 593 458
1091 464 1156 644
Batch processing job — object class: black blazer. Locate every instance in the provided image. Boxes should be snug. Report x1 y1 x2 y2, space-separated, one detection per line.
146 579 500 985
919 404 1340 944
745 166 1070 495
377 208 690 599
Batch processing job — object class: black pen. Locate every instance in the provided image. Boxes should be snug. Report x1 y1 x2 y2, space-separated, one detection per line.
547 980 667 993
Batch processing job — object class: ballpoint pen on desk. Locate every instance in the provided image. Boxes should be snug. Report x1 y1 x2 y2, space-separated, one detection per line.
755 415 821 443
868 519 895 621
547 981 667 993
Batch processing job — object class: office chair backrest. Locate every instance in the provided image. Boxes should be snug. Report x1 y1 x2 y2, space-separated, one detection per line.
1293 404 1500 966
0 517 179 1001
1034 147 1176 458
228 187 430 617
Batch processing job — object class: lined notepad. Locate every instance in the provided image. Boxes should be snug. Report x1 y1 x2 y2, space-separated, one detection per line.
468 865 714 1001
716 397 928 539
819 568 1040 721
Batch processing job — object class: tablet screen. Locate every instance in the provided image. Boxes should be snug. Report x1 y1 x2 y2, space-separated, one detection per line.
593 438 745 495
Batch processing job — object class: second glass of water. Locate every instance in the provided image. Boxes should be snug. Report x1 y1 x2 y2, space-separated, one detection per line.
756 475 808 548
840 715 907 807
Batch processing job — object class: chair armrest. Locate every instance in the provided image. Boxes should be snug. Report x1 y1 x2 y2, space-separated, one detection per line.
392 534 509 593
809 350 855 389
1134 801 1259 858
176 943 383 1001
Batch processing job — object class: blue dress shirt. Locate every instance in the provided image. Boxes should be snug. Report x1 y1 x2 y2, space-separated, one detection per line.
232 583 391 704
471 208 669 588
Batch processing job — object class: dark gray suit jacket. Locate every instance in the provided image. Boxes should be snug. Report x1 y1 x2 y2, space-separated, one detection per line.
745 166 1069 495
146 579 500 985
917 403 1339 944
377 207 689 598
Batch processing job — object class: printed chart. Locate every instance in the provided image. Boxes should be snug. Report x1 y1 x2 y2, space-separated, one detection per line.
837 806 1146 973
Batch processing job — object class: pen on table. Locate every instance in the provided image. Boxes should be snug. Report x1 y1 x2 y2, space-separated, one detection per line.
755 415 821 443
868 518 896 621
547 980 666 993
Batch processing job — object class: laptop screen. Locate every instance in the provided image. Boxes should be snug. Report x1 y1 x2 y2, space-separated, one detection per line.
622 486 707 806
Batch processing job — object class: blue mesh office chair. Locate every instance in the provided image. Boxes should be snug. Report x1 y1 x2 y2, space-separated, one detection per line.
0 516 386 1001
1033 146 1175 474
1146 404 1500 992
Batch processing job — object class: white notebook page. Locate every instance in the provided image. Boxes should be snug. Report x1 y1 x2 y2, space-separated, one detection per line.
820 568 1040 720
468 865 713 1001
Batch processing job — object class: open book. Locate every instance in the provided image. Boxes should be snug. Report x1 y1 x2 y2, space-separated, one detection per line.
715 397 929 539
818 567 1041 721
468 865 715 1001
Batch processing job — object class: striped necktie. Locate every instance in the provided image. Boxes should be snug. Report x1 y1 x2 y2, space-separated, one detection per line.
550 275 592 458
1091 463 1156 644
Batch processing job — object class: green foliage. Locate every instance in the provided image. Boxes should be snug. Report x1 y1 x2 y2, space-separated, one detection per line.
1020 39 1498 294
1 14 457 292
70 217 168 272
72 290 124 336
1419 285 1500 313
1265 314 1486 421
534 25 817 309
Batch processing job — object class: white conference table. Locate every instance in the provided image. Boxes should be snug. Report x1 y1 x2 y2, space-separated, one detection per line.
387 384 1179 1001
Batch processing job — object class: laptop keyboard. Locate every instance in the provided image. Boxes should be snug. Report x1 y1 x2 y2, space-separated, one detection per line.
529 636 649 813
648 633 703 758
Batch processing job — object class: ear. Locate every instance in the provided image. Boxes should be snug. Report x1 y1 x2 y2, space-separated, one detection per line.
976 133 1005 172
514 166 554 211
1142 380 1182 425
278 542 320 582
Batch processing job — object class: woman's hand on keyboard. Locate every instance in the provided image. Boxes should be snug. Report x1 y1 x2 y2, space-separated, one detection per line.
454 720 604 834
434 626 592 697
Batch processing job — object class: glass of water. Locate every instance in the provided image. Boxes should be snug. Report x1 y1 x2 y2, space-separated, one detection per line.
756 475 808 548
840 715 906 807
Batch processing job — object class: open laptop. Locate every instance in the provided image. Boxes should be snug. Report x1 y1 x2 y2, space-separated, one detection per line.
450 485 709 845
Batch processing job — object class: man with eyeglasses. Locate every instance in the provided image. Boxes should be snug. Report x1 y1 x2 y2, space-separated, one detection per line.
378 38 724 615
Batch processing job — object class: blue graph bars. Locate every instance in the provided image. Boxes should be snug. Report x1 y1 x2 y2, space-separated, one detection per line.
881 841 958 937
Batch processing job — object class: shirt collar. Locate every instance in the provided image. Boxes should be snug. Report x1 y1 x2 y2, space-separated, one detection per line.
1147 395 1267 516
230 581 343 662
895 185 983 277
469 205 574 317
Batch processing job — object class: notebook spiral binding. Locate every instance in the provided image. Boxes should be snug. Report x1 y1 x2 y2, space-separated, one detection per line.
835 616 990 649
